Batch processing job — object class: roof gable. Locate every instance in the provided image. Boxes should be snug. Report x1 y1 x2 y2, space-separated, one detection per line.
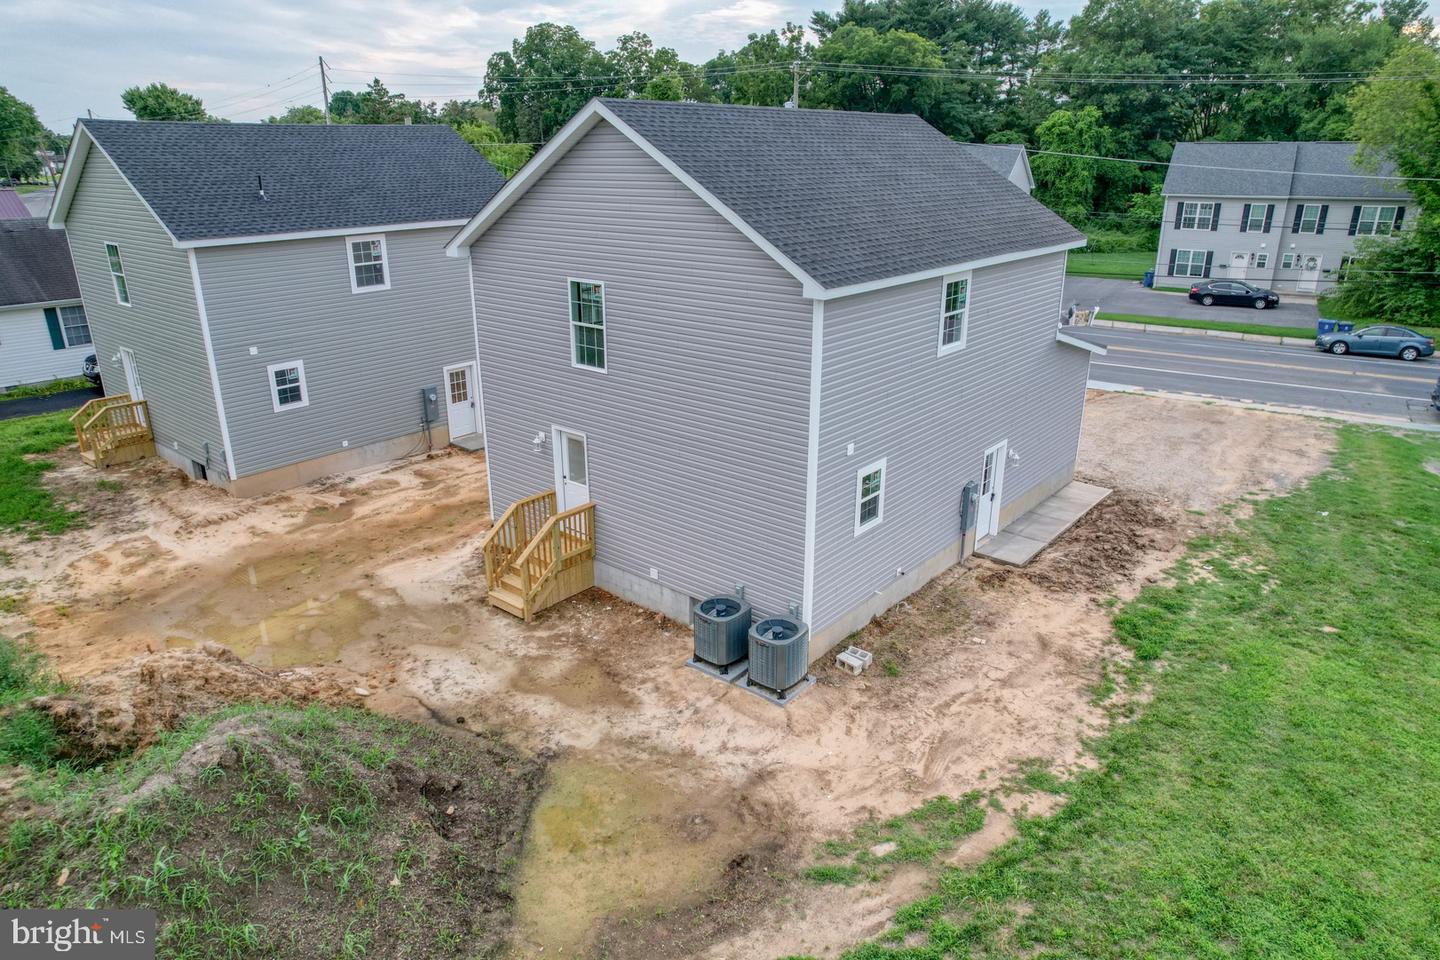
448 99 1083 297
0 219 80 308
1163 141 1409 201
51 120 507 245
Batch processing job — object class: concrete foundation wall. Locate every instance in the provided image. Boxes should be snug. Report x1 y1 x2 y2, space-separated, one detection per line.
195 424 451 497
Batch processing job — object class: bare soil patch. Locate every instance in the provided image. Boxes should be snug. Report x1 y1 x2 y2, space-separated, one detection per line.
1 392 1336 958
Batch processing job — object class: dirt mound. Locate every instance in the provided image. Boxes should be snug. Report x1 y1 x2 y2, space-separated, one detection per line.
980 488 1176 592
3 704 545 960
25 641 360 758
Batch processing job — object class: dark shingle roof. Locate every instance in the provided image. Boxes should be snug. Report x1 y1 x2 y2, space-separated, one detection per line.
0 219 80 307
598 99 1082 289
1163 141 1409 201
959 143 1025 179
80 120 507 242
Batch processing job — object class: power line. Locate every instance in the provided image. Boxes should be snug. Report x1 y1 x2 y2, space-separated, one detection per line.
207 65 319 110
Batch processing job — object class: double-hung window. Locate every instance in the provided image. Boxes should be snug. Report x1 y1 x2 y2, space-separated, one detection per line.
105 243 130 305
1244 204 1268 232
59 305 92 346
1180 202 1215 230
347 235 389 292
569 279 606 370
1355 205 1398 237
854 459 886 536
937 273 970 354
1296 204 1322 234
267 360 309 412
1173 249 1207 278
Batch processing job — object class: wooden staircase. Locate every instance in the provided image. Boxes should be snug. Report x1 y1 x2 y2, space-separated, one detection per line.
480 489 596 621
70 394 155 468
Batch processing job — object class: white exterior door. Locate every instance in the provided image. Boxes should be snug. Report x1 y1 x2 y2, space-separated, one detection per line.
1229 252 1248 279
555 429 590 510
1298 255 1323 292
443 363 478 439
118 347 146 426
978 440 1007 539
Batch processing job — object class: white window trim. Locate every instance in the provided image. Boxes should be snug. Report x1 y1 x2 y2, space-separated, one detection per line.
346 234 390 294
1253 252 1269 269
1181 202 1215 231
1244 203 1268 232
1355 205 1397 237
267 360 309 413
853 457 887 537
567 277 607 373
1296 204 1322 234
57 304 91 348
936 271 972 356
1174 249 1207 278
104 241 131 306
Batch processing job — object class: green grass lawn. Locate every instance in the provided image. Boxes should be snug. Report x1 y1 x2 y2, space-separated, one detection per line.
836 426 1440 958
1 377 93 401
1066 251 1153 281
12 183 53 195
0 410 84 535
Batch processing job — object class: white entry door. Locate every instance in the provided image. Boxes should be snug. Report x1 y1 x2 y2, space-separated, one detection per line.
978 440 1007 539
443 363 479 440
1229 252 1248 279
118 347 146 425
1298 255 1323 292
555 429 590 510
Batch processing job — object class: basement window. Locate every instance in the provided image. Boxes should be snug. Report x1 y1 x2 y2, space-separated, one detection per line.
267 360 309 412
347 235 389 292
854 458 886 536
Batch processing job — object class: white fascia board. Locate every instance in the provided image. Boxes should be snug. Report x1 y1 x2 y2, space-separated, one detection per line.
800 298 824 622
177 219 469 250
444 106 606 256
1056 329 1107 355
814 239 1088 302
47 123 91 229
51 124 183 246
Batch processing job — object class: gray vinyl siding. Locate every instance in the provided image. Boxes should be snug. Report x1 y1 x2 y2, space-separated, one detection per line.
1155 195 1412 293
195 227 475 478
470 121 813 619
60 149 223 471
810 252 1089 631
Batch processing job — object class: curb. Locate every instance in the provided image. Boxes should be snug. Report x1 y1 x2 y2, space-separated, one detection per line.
1087 380 1440 434
1087 318 1315 348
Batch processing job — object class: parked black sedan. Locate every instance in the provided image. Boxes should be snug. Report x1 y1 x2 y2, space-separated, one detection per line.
1188 280 1281 309
82 354 101 387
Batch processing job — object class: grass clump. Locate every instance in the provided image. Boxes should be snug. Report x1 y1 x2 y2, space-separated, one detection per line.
835 427 1440 958
2 701 545 959
0 410 84 535
1 377 93 401
0 634 65 768
805 794 987 885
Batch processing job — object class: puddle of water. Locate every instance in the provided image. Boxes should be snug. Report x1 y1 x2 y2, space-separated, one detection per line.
170 588 378 668
508 655 638 710
511 757 753 957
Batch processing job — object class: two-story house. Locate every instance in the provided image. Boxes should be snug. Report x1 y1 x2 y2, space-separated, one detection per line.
446 98 1104 658
49 120 505 494
1155 141 1411 295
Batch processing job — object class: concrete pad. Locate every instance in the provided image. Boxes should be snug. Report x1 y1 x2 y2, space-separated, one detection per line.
975 480 1111 567
450 433 485 452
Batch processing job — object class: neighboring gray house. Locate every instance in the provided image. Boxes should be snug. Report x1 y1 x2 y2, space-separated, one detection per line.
0 219 91 388
448 98 1102 656
49 120 505 495
1155 141 1412 295
960 143 1035 193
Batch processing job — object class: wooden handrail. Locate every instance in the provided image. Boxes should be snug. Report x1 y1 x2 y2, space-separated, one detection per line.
72 396 151 461
479 489 556 590
515 503 595 599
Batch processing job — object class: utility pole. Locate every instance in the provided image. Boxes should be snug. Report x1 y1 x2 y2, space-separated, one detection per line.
791 61 801 108
319 55 331 124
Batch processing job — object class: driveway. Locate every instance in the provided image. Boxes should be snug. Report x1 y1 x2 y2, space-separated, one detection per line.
0 386 99 421
20 188 55 218
1064 276 1320 330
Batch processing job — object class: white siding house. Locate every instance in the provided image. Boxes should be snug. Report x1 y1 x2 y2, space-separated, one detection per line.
0 219 91 388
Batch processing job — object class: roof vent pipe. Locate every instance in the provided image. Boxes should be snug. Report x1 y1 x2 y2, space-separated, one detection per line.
257 175 268 201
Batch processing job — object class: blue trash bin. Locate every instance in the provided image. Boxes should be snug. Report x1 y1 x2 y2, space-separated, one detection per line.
1338 322 1354 333
1317 319 1338 335
1142 270 1155 288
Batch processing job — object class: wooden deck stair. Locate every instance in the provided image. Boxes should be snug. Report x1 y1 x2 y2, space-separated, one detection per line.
479 489 596 621
69 394 155 468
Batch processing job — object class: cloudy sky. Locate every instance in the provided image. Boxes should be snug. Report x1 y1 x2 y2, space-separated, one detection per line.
8 0 1089 130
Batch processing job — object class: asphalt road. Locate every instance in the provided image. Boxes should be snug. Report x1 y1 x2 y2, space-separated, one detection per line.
1071 325 1440 425
0 386 99 421
1064 276 1320 329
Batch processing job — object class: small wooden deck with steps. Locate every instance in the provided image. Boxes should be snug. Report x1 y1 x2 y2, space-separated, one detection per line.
69 394 154 468
480 489 595 621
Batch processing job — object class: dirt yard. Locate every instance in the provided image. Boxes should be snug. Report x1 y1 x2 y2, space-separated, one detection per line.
0 392 1335 959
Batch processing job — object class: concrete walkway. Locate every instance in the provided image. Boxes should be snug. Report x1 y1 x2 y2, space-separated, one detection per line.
975 480 1111 567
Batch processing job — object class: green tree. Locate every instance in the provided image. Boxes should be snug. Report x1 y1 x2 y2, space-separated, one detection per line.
484 23 610 143
1031 106 1135 225
1329 43 1440 325
704 25 808 106
121 82 208 121
642 75 686 101
810 26 976 132
353 78 410 124
265 105 325 124
0 87 45 181
454 121 535 177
